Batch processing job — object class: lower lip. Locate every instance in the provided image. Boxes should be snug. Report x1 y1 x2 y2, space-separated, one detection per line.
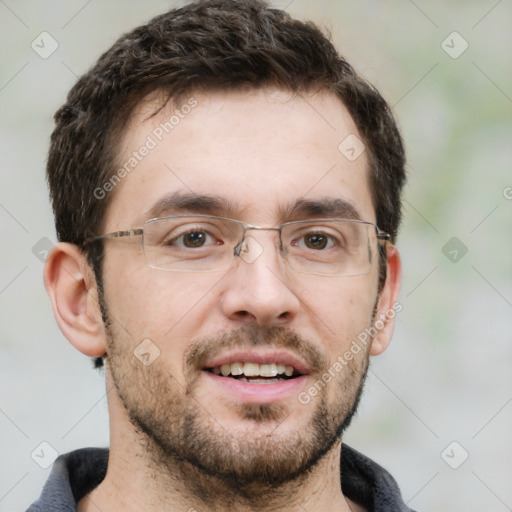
203 371 309 404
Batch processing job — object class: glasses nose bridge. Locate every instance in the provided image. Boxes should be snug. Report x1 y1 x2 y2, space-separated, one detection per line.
244 225 282 244
234 225 283 258
245 225 280 234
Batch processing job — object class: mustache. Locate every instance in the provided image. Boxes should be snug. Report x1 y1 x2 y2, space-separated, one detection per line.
184 325 327 375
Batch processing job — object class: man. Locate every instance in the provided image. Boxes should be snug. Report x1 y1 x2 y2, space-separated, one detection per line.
28 0 410 510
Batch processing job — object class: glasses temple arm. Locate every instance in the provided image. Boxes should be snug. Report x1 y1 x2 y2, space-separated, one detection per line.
85 228 144 243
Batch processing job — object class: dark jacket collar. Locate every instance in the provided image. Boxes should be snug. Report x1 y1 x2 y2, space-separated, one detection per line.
27 445 414 511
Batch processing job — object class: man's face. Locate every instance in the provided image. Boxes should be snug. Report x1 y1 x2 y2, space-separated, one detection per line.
99 88 381 487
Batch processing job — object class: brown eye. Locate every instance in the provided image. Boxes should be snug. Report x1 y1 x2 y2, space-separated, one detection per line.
303 233 329 250
182 231 207 248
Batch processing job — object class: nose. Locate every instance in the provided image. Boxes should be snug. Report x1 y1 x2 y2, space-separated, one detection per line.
220 233 300 326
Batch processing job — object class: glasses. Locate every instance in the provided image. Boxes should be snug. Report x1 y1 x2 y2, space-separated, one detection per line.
86 215 390 277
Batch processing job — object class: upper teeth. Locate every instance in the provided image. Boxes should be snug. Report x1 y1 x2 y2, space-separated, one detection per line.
211 362 294 377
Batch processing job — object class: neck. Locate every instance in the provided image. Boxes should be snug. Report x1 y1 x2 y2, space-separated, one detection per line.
80 440 357 512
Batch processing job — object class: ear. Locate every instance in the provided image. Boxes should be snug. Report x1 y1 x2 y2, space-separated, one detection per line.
370 244 402 356
44 242 106 357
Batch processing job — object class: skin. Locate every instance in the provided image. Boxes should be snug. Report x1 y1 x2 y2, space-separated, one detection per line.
44 88 401 512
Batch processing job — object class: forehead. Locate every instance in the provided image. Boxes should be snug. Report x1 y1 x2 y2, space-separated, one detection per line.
104 88 375 230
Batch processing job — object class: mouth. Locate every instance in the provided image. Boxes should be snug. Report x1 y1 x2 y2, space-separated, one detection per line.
206 361 303 384
200 351 310 403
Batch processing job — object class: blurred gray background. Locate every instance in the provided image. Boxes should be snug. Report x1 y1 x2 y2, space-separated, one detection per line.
1 1 511 510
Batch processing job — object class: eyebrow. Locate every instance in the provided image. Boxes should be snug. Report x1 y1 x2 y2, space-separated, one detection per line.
145 192 241 220
279 197 362 222
144 192 362 223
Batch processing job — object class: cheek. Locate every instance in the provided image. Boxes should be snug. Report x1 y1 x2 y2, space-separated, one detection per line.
295 276 377 354
103 260 224 361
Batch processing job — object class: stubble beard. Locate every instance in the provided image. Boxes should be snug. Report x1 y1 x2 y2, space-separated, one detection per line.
103 321 370 497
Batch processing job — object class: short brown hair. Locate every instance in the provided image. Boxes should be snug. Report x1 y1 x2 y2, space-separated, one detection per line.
48 0 405 255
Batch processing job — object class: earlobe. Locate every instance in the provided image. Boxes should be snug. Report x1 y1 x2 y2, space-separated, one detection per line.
370 244 402 356
44 243 106 357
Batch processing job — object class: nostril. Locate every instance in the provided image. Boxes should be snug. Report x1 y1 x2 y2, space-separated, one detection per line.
235 310 254 320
